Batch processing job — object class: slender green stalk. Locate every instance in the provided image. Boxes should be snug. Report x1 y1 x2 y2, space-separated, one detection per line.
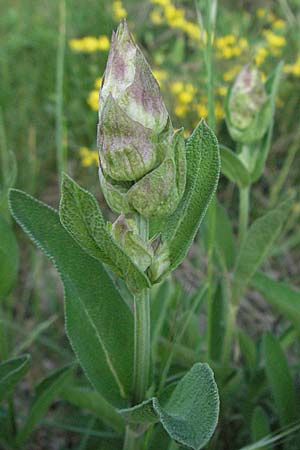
206 199 216 361
198 0 218 362
55 0 67 183
204 0 216 130
239 185 250 243
133 216 150 405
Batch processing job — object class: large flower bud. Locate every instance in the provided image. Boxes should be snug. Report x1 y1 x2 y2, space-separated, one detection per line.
97 21 186 218
225 65 271 143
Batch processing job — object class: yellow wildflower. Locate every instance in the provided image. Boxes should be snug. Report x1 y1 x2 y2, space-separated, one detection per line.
112 0 127 21
255 47 268 66
178 91 193 104
256 8 267 18
170 81 184 94
272 19 286 29
174 104 188 117
150 0 171 6
217 86 227 97
183 22 201 41
195 103 208 119
150 8 163 25
69 35 109 53
263 30 286 48
79 147 99 167
98 35 110 51
87 90 99 111
183 129 191 138
94 77 103 89
69 36 99 52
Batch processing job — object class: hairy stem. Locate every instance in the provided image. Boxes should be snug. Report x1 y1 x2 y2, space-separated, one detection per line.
123 426 137 450
239 185 249 244
133 216 150 405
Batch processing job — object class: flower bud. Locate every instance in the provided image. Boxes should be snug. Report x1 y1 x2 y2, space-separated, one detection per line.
97 21 186 218
226 65 271 143
98 20 170 182
110 215 153 271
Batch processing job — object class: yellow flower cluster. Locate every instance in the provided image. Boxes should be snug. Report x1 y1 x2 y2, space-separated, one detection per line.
254 47 268 66
262 30 286 55
256 8 286 28
215 35 248 59
284 55 300 77
87 77 102 111
150 0 201 42
112 0 127 21
79 147 99 167
170 81 196 117
69 35 110 53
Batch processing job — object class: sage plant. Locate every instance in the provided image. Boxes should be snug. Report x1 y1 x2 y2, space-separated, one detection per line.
9 21 220 449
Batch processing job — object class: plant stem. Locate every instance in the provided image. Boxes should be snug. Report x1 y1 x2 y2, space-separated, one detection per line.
238 185 249 243
133 216 150 405
55 0 67 184
123 426 137 450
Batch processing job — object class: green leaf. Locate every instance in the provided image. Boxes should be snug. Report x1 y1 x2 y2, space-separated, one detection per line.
119 363 219 450
59 173 150 293
0 355 30 403
162 120 220 273
208 283 228 363
0 212 19 301
61 385 124 433
220 145 250 188
251 272 300 329
238 330 256 369
263 332 296 427
232 199 291 304
251 62 283 182
16 365 73 445
203 202 235 270
251 406 271 450
9 189 134 406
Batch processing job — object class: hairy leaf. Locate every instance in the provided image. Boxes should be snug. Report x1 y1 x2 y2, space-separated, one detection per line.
119 363 219 450
59 173 150 293
0 355 30 403
0 212 19 301
9 189 134 406
162 120 220 272
232 199 291 304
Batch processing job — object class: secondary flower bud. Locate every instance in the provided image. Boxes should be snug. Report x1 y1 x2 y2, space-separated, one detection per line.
225 64 271 143
97 21 186 218
110 215 153 271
